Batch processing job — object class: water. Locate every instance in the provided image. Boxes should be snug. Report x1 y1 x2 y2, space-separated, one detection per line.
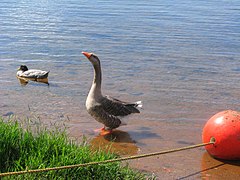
0 0 240 178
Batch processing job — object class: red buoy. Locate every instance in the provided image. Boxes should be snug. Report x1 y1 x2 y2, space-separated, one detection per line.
202 110 240 160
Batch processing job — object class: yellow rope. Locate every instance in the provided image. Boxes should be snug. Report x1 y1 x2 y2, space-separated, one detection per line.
0 141 214 177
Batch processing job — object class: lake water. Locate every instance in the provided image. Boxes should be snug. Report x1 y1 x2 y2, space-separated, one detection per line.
0 0 240 179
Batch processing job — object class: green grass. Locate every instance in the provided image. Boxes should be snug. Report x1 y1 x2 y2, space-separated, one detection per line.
0 116 148 180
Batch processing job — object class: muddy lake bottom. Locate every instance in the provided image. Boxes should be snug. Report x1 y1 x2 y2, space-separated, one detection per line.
1 77 240 179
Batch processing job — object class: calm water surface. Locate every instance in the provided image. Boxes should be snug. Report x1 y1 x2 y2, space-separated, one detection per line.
0 0 240 179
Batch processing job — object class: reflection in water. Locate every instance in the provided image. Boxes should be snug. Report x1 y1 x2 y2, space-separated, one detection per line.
179 152 240 179
90 130 139 156
201 152 240 179
17 76 49 86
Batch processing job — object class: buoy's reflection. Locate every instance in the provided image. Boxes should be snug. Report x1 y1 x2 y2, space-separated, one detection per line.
17 76 49 86
90 130 139 156
201 152 240 179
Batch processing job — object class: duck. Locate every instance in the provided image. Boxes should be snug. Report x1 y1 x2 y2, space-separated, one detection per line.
82 51 142 136
17 65 49 79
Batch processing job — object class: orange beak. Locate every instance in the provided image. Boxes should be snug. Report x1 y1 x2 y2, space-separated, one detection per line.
82 51 92 59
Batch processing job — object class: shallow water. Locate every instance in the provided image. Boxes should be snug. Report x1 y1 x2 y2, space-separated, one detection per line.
0 0 240 178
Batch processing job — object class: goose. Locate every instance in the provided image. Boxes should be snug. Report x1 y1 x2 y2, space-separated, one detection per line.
17 65 49 79
82 51 142 135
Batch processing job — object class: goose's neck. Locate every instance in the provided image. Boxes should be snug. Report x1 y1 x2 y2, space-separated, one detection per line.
89 63 102 99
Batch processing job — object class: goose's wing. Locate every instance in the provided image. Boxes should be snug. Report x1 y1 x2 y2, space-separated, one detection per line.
89 105 122 129
22 70 49 78
100 95 141 117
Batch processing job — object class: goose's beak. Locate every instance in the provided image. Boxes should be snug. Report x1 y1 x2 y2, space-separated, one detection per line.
82 52 92 59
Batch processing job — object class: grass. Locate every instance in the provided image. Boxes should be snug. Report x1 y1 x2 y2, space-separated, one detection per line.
0 116 148 180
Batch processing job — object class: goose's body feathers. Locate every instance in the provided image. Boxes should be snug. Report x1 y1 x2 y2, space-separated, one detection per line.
101 95 141 116
87 95 142 130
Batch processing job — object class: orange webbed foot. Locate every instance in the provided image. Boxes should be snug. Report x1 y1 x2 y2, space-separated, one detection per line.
94 127 112 136
100 129 112 136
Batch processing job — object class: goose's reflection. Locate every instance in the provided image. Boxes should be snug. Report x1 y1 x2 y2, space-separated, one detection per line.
17 76 49 86
90 130 139 156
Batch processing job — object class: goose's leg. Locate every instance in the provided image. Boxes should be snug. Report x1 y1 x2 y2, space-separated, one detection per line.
94 127 105 132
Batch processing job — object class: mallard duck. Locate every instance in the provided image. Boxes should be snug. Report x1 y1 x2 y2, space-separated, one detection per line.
17 65 49 79
82 51 142 135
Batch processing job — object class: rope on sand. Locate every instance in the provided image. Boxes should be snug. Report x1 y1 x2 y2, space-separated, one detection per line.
0 140 215 177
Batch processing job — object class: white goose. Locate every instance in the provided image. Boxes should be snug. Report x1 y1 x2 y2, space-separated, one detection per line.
17 65 49 79
82 52 142 135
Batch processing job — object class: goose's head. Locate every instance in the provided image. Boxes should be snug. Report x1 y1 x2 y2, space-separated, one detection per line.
82 52 100 66
18 65 28 72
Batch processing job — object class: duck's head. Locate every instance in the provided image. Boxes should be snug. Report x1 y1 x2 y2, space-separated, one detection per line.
18 65 28 72
82 52 100 66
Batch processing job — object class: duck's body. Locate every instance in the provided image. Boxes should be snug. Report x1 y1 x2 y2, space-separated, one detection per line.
17 65 49 79
82 52 142 135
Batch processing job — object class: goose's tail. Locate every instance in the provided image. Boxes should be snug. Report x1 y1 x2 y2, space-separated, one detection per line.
135 101 143 108
125 100 143 113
